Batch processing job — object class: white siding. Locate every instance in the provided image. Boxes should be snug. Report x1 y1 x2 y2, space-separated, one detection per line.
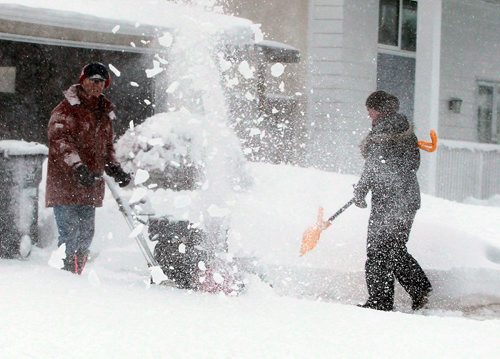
437 141 500 200
306 0 378 172
439 0 500 141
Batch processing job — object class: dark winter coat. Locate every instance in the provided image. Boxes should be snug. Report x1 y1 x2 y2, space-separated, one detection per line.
354 112 421 213
46 85 118 207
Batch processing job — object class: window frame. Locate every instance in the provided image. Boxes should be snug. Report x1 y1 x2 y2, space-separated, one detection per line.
477 80 500 144
377 0 418 58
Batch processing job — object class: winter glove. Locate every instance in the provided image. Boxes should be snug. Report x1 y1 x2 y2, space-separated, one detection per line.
74 164 96 187
352 183 368 208
353 196 367 208
105 163 132 187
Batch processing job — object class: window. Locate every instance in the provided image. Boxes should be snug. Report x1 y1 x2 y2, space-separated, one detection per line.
0 67 16 93
478 82 500 144
378 0 418 52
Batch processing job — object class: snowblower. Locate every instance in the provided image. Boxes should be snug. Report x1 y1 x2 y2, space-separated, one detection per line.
105 175 246 294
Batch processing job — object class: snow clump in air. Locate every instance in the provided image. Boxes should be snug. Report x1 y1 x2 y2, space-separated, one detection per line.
108 64 121 77
270 63 285 77
158 32 174 48
238 61 255 79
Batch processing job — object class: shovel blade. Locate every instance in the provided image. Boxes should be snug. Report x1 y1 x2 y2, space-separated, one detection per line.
300 226 322 256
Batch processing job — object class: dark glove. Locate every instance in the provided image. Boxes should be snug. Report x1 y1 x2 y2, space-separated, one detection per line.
353 196 367 208
353 183 367 208
74 164 96 187
105 163 131 187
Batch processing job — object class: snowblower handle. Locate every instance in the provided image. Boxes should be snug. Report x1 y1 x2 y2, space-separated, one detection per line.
104 175 158 267
327 198 355 223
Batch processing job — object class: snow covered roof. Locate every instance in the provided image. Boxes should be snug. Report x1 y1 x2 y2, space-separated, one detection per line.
0 3 161 37
0 140 48 156
0 0 256 51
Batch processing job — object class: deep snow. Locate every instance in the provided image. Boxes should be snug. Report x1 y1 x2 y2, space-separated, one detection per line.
1 0 499 357
1 161 499 358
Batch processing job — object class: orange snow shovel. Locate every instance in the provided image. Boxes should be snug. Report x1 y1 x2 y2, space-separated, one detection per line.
418 129 438 152
300 199 354 256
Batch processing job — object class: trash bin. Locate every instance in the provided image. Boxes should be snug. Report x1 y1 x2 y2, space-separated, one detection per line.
0 140 48 258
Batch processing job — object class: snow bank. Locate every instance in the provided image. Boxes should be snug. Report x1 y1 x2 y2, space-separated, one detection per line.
0 140 48 156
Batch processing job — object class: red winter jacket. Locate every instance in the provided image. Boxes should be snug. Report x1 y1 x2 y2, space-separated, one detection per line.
46 84 119 207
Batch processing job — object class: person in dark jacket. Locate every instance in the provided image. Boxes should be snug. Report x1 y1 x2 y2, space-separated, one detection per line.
46 62 131 274
354 90 432 311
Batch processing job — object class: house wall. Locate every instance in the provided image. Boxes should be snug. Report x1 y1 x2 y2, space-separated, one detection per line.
306 0 378 173
439 0 500 141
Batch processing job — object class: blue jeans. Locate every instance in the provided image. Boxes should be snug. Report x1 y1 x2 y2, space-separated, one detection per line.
53 205 96 255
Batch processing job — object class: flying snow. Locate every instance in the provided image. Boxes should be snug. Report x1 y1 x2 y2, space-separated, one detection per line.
271 63 285 77
134 169 150 186
198 261 207 271
145 60 164 78
178 243 186 254
213 272 224 284
245 92 255 101
108 63 121 77
150 266 169 284
238 61 255 79
251 23 264 43
218 53 232 72
158 32 174 48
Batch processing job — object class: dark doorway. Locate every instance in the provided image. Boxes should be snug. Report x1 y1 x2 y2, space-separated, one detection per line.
0 40 158 144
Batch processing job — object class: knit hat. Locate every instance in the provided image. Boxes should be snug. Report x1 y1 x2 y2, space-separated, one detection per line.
365 90 399 114
79 62 111 89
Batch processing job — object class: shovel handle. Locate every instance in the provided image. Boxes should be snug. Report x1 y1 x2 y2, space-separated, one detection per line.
327 198 355 223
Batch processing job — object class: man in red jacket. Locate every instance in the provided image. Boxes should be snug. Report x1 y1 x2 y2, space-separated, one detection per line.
46 62 131 274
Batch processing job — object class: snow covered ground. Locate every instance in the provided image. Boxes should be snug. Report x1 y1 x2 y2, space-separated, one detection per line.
1 161 499 358
1 1 499 357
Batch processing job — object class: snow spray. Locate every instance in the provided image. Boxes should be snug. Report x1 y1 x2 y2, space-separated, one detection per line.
161 3 250 255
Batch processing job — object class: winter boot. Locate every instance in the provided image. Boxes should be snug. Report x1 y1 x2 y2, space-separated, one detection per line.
62 253 77 274
412 288 432 310
75 249 89 275
357 300 393 311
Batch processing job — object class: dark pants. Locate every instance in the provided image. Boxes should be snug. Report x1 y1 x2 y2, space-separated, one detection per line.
364 208 431 310
54 205 96 256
